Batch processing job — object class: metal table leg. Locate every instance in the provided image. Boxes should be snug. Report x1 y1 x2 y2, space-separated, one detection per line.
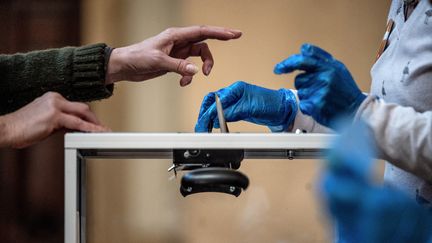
65 148 78 243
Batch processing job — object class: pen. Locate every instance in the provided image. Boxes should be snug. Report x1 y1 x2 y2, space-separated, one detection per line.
215 94 229 133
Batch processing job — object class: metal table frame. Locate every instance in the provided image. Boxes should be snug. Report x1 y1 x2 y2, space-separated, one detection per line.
64 133 333 243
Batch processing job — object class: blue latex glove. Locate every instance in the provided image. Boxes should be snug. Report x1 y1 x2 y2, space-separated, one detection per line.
194 81 297 132
320 121 432 243
274 44 366 129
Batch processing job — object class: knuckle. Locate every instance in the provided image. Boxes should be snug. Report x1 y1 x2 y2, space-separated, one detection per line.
46 97 59 110
177 60 187 72
44 93 63 108
75 119 85 128
44 91 55 97
200 42 209 49
198 25 207 34
164 27 177 36
80 102 90 109
46 91 61 99
69 117 84 129
233 80 246 87
79 103 91 113
204 92 215 99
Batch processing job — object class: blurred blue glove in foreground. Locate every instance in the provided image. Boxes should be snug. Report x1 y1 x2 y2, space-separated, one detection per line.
194 81 297 132
274 44 366 129
320 121 432 243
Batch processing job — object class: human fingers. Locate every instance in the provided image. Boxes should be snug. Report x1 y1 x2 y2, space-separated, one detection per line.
189 42 214 75
295 72 329 100
195 103 218 133
294 72 318 90
171 56 235 87
58 113 109 132
161 55 199 78
301 44 333 61
273 54 325 75
167 25 242 44
179 75 193 87
216 81 246 107
161 42 214 79
195 93 217 132
297 83 327 102
298 84 329 117
212 85 251 129
60 100 101 125
197 92 216 120
195 82 247 132
210 81 250 128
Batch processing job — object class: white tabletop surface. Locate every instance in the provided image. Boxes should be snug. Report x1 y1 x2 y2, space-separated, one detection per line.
65 133 334 150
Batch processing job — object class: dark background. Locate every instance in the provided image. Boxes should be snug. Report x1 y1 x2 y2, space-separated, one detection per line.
0 0 80 242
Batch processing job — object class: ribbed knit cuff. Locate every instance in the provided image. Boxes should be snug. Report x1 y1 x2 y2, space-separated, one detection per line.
70 43 114 101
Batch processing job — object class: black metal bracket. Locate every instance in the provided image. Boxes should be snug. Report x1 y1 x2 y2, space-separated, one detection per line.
172 149 247 197
173 149 244 170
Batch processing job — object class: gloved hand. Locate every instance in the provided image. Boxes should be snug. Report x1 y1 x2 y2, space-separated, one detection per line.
274 44 366 129
320 121 432 243
194 81 297 133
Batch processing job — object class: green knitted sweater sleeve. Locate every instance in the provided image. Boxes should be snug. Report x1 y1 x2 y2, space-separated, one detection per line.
0 43 114 115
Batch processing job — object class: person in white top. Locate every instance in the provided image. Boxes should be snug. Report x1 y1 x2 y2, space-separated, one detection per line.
195 0 432 240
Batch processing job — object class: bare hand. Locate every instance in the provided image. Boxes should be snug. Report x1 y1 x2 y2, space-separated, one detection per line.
106 25 242 86
0 92 110 148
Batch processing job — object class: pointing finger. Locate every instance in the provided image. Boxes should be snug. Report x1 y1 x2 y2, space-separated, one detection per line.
274 54 325 75
167 25 242 44
301 44 333 61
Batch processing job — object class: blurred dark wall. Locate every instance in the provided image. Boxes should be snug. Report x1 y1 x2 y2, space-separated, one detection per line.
0 0 80 242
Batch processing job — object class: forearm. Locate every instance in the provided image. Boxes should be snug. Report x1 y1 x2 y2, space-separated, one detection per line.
0 44 113 115
356 96 432 182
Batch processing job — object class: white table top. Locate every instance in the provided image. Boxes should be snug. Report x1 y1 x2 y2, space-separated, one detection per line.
65 133 333 150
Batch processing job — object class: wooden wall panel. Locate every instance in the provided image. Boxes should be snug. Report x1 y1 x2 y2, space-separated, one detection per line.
0 1 80 242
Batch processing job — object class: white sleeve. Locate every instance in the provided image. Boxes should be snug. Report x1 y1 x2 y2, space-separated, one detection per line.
355 95 432 182
289 89 332 133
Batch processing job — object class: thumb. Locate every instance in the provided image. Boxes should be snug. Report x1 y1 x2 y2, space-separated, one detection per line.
162 56 199 76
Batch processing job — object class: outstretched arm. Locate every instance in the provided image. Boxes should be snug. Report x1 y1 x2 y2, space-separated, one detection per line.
0 25 242 115
0 44 112 115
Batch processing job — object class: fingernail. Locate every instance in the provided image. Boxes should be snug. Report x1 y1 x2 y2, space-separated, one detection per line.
185 79 192 86
205 65 212 76
208 64 213 74
180 80 187 87
230 29 242 34
186 64 199 74
226 32 236 38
